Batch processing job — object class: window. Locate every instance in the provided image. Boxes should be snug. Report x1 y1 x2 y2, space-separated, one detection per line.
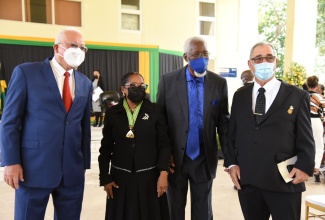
0 0 81 26
0 0 23 21
55 0 81 26
121 0 141 31
25 0 52 24
198 1 215 36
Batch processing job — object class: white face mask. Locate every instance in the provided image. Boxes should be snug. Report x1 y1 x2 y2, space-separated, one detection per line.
59 46 85 68
194 71 207 78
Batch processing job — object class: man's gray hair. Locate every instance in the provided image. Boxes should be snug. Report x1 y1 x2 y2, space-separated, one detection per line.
249 42 277 59
55 27 82 44
183 36 207 53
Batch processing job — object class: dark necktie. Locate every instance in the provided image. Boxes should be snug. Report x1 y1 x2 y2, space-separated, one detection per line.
186 80 200 160
63 72 72 112
255 87 266 124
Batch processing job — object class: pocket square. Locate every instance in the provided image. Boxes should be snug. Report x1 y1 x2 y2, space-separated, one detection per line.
211 99 218 106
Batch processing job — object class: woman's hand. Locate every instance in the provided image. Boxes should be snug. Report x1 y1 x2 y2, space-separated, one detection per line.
103 181 119 199
157 171 168 197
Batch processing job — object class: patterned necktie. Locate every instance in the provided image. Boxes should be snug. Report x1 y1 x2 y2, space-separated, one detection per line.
186 79 200 160
63 72 72 112
255 87 266 124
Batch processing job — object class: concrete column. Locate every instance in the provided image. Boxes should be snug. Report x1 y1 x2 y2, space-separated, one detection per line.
284 0 318 76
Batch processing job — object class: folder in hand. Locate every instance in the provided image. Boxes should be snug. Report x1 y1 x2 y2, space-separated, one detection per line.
277 156 297 183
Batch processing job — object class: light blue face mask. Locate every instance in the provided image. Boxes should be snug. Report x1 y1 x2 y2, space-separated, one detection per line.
254 62 275 81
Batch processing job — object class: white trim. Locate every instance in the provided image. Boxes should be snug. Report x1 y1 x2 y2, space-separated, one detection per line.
119 0 142 32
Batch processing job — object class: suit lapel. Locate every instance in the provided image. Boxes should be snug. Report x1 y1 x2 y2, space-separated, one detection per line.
244 84 256 124
203 72 215 122
176 67 189 121
71 70 83 113
41 59 66 113
260 82 292 123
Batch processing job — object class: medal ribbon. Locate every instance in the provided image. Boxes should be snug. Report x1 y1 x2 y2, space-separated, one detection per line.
123 98 142 131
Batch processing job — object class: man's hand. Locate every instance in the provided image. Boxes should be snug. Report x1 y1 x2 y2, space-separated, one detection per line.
228 165 241 190
289 168 309 184
4 164 24 189
103 182 119 199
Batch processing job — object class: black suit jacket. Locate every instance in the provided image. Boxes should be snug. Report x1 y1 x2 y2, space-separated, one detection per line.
156 66 229 179
98 98 170 186
225 82 315 192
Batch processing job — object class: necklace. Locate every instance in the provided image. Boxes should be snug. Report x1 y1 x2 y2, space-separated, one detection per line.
123 99 142 138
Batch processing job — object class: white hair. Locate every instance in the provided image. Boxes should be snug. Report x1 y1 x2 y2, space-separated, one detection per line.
55 27 82 44
249 42 277 58
183 36 207 53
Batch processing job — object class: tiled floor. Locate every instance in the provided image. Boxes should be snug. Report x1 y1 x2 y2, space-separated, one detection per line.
1 127 324 219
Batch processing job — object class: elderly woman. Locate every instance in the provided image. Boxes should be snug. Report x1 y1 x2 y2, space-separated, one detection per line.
98 72 170 220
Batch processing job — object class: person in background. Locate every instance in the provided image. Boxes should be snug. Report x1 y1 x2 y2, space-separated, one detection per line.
225 42 315 220
156 36 229 220
240 69 254 86
317 83 324 95
306 76 325 182
99 72 170 220
0 28 92 220
92 70 105 127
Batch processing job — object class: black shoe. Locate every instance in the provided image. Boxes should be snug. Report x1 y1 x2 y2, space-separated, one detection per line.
98 123 102 127
93 124 97 127
314 173 321 182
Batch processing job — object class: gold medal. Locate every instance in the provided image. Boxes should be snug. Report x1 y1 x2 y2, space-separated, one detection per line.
287 105 294 114
126 126 134 138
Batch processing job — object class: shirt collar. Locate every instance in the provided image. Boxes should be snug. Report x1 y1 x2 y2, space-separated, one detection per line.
253 76 279 96
186 67 204 83
51 57 73 77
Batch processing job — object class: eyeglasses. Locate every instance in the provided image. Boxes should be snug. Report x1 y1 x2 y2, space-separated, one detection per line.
250 55 275 64
188 52 210 58
124 83 148 90
58 42 88 53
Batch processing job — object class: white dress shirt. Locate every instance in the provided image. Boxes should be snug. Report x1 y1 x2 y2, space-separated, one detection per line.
50 57 75 100
252 76 281 113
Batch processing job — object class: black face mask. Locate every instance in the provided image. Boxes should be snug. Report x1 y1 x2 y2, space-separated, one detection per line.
127 87 146 103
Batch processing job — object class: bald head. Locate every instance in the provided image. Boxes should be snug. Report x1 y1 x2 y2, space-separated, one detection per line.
55 28 84 44
53 27 85 71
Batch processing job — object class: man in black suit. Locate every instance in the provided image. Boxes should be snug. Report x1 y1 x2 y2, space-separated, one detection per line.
240 69 254 86
225 42 315 220
156 36 229 220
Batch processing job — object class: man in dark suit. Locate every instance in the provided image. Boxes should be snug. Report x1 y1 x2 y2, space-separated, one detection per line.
225 42 315 220
0 28 92 219
240 69 254 86
156 36 229 220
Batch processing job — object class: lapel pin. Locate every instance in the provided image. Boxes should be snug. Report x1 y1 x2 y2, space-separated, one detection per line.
287 106 294 114
142 113 149 120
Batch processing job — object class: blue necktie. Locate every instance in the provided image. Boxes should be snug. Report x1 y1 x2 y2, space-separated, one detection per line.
186 80 200 160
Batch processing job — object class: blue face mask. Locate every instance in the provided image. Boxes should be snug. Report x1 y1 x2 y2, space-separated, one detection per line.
188 57 209 75
254 62 275 81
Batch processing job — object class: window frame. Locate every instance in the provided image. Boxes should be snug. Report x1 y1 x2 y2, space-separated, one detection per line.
0 0 82 26
198 0 216 37
120 0 142 32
